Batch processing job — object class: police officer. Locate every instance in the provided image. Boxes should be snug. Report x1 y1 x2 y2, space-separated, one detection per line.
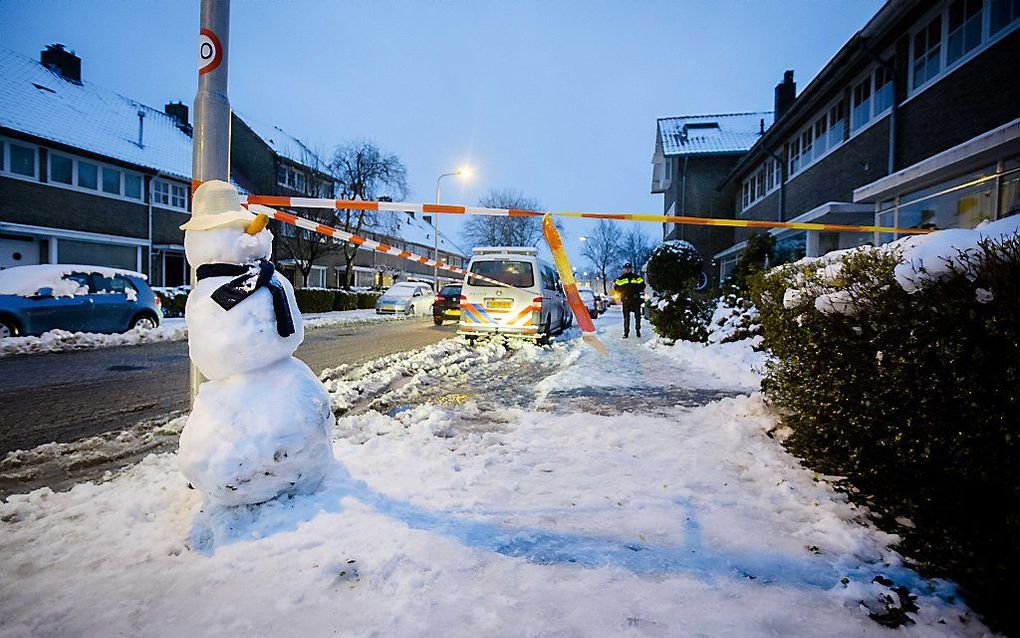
613 262 645 339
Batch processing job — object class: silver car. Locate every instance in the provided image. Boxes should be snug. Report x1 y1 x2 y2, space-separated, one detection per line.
375 282 434 316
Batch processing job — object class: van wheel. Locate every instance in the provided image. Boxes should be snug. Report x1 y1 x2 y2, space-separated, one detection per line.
0 317 20 338
405 305 415 316
538 318 552 345
433 316 443 325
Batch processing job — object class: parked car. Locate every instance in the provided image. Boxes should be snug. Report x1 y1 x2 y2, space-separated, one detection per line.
374 281 434 316
577 287 599 318
432 284 462 325
593 292 608 314
458 246 569 343
0 264 162 338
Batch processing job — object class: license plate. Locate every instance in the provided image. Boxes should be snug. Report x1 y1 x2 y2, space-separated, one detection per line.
485 298 513 311
447 309 461 316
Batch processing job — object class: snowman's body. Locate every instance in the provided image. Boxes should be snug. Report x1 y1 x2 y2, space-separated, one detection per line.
178 223 334 506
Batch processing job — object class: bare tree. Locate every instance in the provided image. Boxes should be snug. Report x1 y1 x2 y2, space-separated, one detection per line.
581 219 622 294
619 228 655 272
330 140 409 289
463 188 544 247
275 151 343 285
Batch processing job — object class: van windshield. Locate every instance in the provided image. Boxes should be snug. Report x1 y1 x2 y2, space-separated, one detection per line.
468 260 535 288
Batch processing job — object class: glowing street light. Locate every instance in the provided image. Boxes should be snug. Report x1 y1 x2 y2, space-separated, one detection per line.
434 167 472 288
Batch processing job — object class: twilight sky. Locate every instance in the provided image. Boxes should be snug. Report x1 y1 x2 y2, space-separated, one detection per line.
1 0 883 264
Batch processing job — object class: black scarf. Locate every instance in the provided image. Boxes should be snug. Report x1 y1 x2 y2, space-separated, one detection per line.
195 259 296 338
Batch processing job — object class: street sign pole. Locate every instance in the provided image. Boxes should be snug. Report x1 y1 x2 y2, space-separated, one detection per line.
190 0 231 406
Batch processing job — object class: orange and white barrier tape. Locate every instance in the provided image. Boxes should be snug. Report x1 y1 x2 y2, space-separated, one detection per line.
245 204 513 288
542 213 607 355
241 195 933 236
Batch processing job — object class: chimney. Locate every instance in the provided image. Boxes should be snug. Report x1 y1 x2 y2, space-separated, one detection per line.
136 110 146 148
774 70 796 120
40 44 81 84
164 101 191 133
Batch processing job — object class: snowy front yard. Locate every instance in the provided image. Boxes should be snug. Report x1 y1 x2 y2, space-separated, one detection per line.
0 309 419 357
0 310 990 637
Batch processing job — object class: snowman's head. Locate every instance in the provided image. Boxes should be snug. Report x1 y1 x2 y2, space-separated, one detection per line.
185 223 274 266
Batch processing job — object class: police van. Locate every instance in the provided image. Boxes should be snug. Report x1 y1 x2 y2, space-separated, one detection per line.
458 246 570 343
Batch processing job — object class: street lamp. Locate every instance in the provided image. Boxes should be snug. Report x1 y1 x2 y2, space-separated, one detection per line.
579 235 588 242
434 167 470 288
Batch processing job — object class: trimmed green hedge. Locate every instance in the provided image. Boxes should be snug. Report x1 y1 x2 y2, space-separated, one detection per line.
292 289 383 314
154 289 188 318
752 236 1020 632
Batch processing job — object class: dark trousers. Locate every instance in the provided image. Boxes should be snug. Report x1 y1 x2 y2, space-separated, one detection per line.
622 302 641 336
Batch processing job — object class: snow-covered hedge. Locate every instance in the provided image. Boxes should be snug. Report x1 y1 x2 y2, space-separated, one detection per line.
751 218 1020 631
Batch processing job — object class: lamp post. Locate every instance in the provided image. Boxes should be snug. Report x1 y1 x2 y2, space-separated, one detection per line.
433 167 470 289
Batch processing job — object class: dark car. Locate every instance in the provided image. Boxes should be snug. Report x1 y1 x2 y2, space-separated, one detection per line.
0 265 163 338
432 284 462 325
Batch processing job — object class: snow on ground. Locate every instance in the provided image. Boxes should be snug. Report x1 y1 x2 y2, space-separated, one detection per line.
0 309 991 637
0 310 418 358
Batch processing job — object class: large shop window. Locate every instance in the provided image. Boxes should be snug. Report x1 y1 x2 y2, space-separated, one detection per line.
899 167 998 231
57 240 137 271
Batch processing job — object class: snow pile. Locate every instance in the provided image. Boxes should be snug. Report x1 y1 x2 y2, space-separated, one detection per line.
0 319 187 357
0 264 144 298
644 335 766 392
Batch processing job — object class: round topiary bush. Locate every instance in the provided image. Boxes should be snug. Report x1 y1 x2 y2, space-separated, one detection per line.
645 240 703 294
645 240 710 342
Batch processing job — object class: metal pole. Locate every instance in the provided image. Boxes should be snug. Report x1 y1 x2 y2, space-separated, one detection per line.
190 0 231 406
434 177 441 290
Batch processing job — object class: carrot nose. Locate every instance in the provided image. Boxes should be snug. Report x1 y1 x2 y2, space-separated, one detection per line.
245 213 269 235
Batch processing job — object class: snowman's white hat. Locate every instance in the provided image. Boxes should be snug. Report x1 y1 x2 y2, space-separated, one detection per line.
179 180 257 231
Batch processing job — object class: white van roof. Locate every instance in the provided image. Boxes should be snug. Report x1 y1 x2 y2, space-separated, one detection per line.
472 246 539 257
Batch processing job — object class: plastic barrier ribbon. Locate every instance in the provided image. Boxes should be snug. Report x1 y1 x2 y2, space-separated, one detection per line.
241 195 933 236
542 213 607 355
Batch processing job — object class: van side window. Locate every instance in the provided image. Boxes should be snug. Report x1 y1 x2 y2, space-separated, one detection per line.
541 266 556 290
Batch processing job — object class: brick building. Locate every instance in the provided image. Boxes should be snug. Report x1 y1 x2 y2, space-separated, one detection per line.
0 44 466 290
715 0 1020 281
650 111 772 281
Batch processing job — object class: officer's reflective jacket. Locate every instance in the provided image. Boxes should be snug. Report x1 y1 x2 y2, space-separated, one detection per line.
613 273 645 306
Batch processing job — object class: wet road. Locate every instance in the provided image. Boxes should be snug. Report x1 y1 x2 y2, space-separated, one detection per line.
0 319 456 456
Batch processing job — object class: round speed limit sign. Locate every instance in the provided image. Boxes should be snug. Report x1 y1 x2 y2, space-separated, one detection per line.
198 28 222 76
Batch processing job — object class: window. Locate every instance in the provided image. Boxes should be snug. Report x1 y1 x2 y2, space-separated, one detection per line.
468 259 535 288
102 167 121 195
77 161 98 189
154 180 188 210
664 159 672 181
124 173 142 200
947 0 983 65
851 77 873 131
800 130 813 166
814 115 829 157
277 164 307 192
49 153 73 184
306 267 327 288
789 138 801 175
92 274 131 294
912 16 942 89
991 0 1020 33
7 142 36 177
873 66 894 114
829 100 846 147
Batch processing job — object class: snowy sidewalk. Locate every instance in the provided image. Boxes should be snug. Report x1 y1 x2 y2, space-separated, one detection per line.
0 309 420 358
0 310 989 637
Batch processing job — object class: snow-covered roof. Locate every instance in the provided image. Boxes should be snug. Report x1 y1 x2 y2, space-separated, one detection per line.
386 211 467 258
240 114 328 171
0 47 193 180
657 111 773 156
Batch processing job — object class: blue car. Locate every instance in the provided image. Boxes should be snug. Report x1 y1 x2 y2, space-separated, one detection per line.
0 264 163 338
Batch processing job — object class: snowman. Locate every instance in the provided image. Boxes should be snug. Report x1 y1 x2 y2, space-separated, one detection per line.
177 180 334 506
